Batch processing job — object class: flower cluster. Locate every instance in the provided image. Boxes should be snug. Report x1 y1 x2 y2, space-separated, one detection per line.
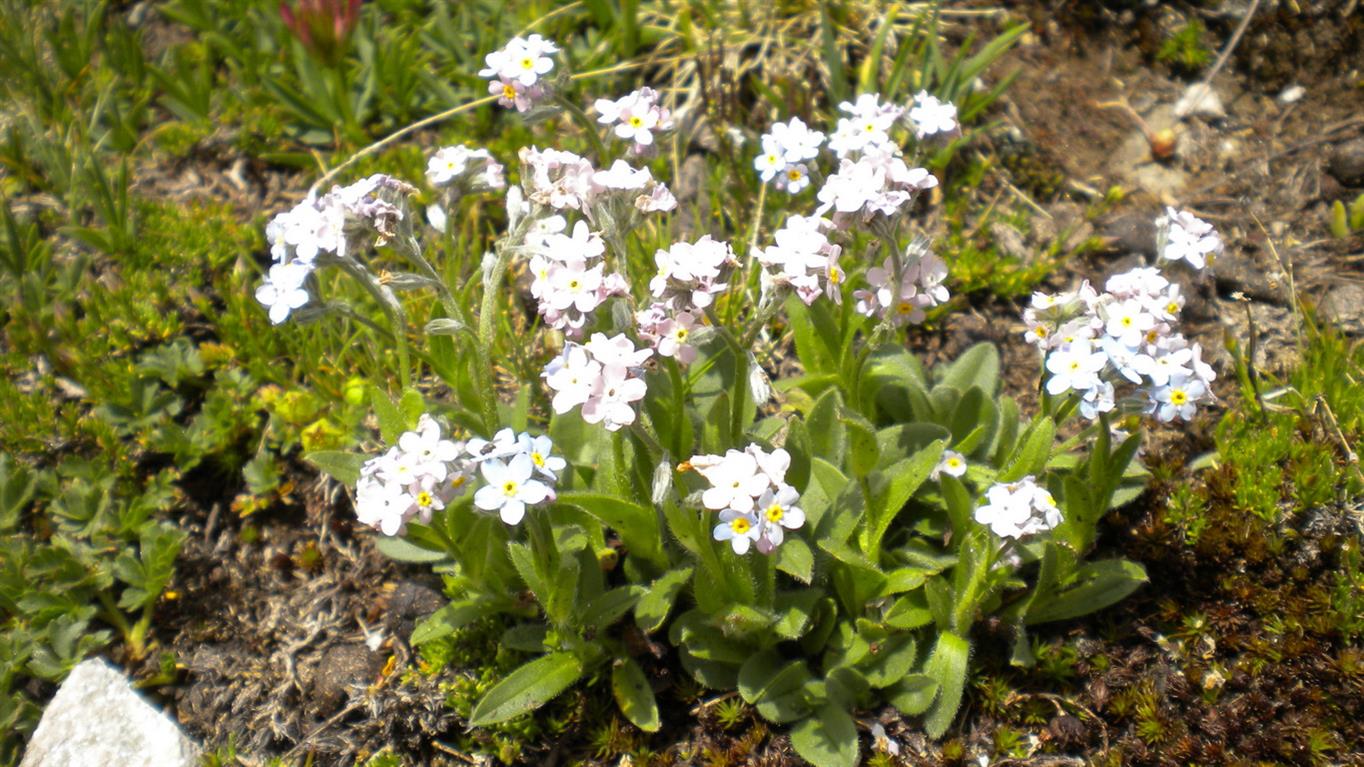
815 151 938 226
544 333 652 431
426 145 506 191
754 117 826 194
518 147 676 225
686 446 804 555
526 220 628 336
906 90 959 140
1025 233 1217 422
595 87 673 154
648 235 738 311
757 215 845 306
974 476 1062 540
634 303 699 365
479 34 558 112
828 93 903 159
257 174 416 323
853 237 950 326
354 418 566 533
1155 207 1222 269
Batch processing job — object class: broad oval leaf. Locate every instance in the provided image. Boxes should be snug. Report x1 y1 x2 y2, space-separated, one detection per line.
612 657 660 732
469 652 584 726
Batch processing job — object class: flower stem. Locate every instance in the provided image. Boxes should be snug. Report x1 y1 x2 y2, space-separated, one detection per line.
476 243 512 435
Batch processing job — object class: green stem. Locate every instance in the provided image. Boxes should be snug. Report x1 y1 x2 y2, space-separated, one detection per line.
558 94 610 161
476 243 513 435
611 429 632 500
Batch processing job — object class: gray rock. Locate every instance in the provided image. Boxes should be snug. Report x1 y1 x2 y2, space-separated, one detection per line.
1174 83 1226 120
1317 283 1364 335
1329 138 1364 187
385 579 444 639
309 643 383 714
20 658 198 767
1100 211 1158 257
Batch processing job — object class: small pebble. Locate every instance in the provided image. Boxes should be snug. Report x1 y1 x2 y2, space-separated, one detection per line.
1277 84 1305 104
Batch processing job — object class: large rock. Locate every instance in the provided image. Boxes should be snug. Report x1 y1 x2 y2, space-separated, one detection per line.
20 658 198 767
1329 138 1364 187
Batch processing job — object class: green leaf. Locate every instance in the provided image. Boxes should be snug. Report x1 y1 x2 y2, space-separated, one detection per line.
790 701 859 767
876 423 950 467
740 653 814 724
469 652 584 726
612 657 660 732
582 586 644 630
998 416 1054 482
839 406 879 478
862 441 945 560
1331 199 1351 238
885 590 934 630
773 588 823 640
888 674 939 716
635 567 693 633
304 450 364 485
557 492 665 567
411 600 490 645
863 635 918 688
1026 559 1148 624
937 342 1000 398
0 456 36 531
775 537 814 584
807 388 847 468
371 386 404 444
923 631 971 739
373 534 447 563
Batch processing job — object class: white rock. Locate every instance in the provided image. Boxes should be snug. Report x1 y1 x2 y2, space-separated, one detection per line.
1277 84 1305 104
1174 83 1226 120
20 658 199 767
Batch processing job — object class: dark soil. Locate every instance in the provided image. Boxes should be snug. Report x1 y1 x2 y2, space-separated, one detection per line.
119 2 1364 765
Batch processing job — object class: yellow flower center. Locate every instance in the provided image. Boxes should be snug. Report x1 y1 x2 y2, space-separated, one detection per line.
830 267 844 284
629 116 643 128
451 475 467 488
947 458 962 469
730 517 751 535
765 504 784 523
502 84 517 99
520 57 534 70
1033 326 1048 338
675 327 689 340
502 480 519 496
532 452 545 467
896 301 914 315
1167 302 1180 315
1170 389 1188 405
787 168 802 181
416 491 433 507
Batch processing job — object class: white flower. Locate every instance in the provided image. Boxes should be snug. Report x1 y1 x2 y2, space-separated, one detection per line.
907 90 958 139
754 136 787 183
1156 207 1221 269
467 427 521 462
397 414 462 481
753 484 805 553
355 476 415 536
473 454 551 525
584 332 653 368
768 116 825 163
932 450 968 480
774 163 811 193
596 88 672 150
592 159 654 191
712 509 761 554
694 450 770 513
1151 375 1207 422
479 34 558 87
580 364 648 431
649 235 736 310
1045 341 1108 396
974 477 1062 539
544 345 601 414
517 433 567 482
255 262 312 324
828 93 903 158
426 204 448 233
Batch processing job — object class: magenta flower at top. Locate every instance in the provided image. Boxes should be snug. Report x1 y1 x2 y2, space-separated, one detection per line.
280 0 361 66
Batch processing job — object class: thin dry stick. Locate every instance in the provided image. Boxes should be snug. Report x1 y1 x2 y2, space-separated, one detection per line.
307 61 656 196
